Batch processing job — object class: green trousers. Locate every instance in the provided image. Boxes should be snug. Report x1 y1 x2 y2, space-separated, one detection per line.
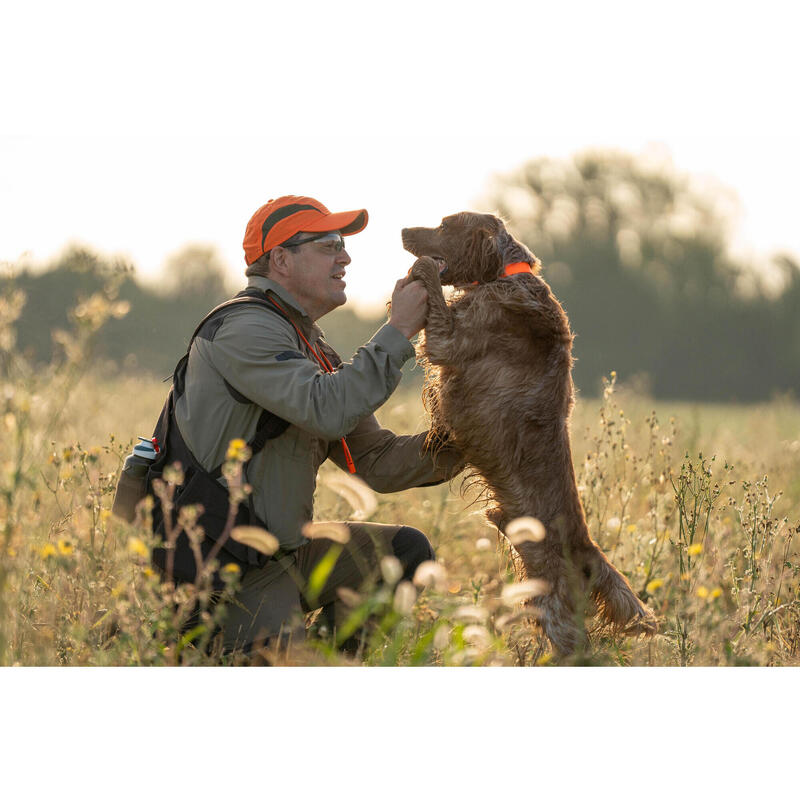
220 522 433 652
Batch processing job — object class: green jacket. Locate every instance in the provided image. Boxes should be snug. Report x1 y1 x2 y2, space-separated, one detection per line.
174 275 463 552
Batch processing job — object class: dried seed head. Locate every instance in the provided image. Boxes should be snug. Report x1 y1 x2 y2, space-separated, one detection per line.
231 526 280 555
302 521 351 544
452 604 490 623
505 516 546 545
393 581 417 615
433 625 450 650
475 537 492 551
380 555 403 586
462 625 492 649
501 579 550 606
413 560 448 591
336 587 362 608
321 473 377 518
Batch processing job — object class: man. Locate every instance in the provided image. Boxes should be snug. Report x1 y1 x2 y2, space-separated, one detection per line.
175 195 463 653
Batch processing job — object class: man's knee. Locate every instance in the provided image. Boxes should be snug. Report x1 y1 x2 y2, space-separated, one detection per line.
391 526 435 581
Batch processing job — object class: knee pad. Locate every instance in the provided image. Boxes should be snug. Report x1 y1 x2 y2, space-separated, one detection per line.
391 526 435 582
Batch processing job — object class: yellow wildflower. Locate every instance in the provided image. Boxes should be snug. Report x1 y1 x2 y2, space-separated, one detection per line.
696 586 709 598
710 587 722 599
40 543 57 559
226 438 250 462
687 543 703 557
62 447 74 461
222 563 241 574
143 567 155 579
57 539 74 556
646 579 663 593
127 537 149 558
626 524 637 533
100 508 112 523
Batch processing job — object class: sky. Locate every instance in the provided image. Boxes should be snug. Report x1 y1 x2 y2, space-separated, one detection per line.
2 1 799 315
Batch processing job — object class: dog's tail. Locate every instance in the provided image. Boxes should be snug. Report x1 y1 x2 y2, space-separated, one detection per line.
586 548 657 637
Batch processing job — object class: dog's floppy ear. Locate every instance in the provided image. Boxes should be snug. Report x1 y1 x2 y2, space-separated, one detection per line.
495 230 515 261
471 226 503 277
495 227 539 272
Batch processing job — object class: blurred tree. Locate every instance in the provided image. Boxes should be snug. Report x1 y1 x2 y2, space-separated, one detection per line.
2 246 392 380
486 149 798 401
160 244 232 306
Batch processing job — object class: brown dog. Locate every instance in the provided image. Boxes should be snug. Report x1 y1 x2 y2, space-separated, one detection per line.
402 211 656 655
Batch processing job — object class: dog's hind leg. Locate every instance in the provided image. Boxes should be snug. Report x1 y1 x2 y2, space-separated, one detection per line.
509 537 589 657
584 547 657 637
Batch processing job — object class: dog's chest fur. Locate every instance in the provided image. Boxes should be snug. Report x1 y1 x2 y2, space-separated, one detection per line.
425 277 575 460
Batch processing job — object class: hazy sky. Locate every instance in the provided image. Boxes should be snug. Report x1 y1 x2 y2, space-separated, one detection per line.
3 2 798 313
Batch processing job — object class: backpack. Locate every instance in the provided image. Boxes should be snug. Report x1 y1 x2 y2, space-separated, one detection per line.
134 288 294 590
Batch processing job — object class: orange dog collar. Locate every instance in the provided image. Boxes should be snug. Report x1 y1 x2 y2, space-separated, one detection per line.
503 262 533 276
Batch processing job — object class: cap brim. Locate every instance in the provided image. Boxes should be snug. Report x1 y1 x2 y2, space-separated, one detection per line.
300 209 368 236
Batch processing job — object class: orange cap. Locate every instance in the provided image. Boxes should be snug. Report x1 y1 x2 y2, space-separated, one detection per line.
243 195 368 265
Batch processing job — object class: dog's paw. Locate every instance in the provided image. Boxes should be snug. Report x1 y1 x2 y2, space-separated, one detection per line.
409 256 442 286
623 605 658 637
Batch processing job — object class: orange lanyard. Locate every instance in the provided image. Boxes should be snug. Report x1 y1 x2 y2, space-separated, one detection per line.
266 296 356 474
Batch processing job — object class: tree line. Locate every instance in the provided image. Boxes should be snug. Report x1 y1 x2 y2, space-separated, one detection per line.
3 149 799 401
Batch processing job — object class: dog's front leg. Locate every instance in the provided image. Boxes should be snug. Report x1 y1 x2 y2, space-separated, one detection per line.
408 257 455 365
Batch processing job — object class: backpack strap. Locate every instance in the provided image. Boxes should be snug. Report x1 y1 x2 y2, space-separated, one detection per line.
171 288 298 464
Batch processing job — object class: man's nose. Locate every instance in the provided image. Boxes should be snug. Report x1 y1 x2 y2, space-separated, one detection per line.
336 248 351 266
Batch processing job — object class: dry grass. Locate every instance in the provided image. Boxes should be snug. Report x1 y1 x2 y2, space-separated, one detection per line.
2 281 799 666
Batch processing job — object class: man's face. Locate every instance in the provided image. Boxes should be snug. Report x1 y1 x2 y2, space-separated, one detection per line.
280 231 351 320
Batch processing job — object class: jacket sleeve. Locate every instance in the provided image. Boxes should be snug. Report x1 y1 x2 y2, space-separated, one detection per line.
327 413 466 492
202 305 415 440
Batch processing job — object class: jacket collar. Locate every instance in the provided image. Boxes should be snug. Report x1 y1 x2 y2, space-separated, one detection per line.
246 275 324 341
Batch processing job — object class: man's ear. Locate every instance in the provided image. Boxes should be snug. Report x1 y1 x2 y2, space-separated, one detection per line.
268 246 292 278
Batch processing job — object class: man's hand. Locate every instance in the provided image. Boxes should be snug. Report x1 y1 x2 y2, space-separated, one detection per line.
388 277 428 339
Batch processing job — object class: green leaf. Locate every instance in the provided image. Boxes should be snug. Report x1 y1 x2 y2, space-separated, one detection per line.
176 624 207 656
305 544 342 607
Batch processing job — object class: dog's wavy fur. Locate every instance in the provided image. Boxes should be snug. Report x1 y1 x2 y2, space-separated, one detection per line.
402 211 656 655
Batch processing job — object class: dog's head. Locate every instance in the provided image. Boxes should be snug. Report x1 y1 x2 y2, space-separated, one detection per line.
402 211 539 286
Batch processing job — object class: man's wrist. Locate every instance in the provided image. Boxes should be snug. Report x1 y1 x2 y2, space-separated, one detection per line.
388 320 417 340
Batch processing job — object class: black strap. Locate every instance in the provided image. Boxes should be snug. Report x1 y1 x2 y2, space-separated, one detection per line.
173 287 341 478
174 289 294 471
185 288 284 349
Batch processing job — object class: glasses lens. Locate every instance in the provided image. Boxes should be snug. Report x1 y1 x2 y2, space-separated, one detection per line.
314 232 345 252
281 231 344 251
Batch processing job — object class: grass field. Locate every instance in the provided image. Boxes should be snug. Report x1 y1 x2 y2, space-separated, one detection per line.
2 285 799 666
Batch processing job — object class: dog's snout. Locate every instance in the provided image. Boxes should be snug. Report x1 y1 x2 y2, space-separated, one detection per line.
402 226 439 258
401 227 423 246
402 227 423 256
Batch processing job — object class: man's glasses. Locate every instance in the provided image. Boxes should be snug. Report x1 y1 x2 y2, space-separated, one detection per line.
281 231 345 252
